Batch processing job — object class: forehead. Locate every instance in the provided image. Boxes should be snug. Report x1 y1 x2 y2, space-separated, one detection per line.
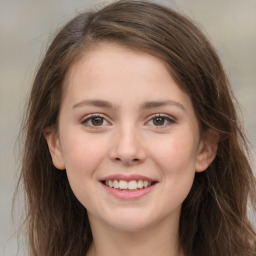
62 42 191 109
64 42 173 91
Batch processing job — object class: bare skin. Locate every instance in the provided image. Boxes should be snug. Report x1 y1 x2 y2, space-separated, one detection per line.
86 205 182 256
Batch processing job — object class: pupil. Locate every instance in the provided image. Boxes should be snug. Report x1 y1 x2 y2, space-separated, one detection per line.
153 117 164 126
92 117 103 126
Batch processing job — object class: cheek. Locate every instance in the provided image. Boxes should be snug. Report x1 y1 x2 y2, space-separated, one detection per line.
61 130 107 169
61 134 110 209
151 131 198 197
154 133 198 173
60 132 109 189
153 137 198 213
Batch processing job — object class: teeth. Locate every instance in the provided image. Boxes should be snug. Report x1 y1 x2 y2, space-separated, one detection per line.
108 180 114 188
104 179 153 190
113 180 119 189
119 180 128 189
128 180 137 190
143 180 149 187
137 180 143 188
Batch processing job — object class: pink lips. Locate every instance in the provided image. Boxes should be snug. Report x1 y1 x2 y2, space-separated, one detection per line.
100 174 157 200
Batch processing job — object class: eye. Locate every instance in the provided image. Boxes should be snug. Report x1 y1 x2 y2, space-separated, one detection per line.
146 114 175 127
81 114 110 127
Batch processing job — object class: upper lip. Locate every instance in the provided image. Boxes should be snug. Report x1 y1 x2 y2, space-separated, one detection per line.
100 174 156 182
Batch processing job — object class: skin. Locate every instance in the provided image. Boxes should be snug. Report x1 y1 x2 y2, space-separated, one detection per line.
46 43 217 256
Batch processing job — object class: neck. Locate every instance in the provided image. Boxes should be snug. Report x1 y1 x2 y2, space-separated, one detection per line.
87 213 183 256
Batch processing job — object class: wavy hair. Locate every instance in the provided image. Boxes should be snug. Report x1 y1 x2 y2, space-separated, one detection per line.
18 1 256 255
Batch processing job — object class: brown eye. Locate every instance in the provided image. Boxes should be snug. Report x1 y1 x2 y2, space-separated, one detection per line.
146 114 175 128
153 116 165 126
82 115 110 128
91 116 104 126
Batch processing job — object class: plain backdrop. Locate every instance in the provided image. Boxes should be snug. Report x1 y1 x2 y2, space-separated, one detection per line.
1 0 255 255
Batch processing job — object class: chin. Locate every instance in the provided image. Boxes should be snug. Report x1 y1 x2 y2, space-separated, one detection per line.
101 208 165 232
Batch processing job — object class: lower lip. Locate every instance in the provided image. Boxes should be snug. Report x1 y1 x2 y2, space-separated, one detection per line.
102 183 157 200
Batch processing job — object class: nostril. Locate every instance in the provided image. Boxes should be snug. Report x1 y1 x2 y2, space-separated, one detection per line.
114 157 141 162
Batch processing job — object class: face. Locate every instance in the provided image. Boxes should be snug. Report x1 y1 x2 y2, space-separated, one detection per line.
46 43 216 232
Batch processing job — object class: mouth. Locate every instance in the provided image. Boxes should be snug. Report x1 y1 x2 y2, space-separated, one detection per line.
101 179 157 191
100 175 158 200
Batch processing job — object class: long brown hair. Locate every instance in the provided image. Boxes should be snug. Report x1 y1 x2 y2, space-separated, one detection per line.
18 0 256 255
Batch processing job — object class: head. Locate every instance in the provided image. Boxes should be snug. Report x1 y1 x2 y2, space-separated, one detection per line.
21 1 256 255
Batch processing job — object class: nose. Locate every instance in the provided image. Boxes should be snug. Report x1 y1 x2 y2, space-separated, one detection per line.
109 124 146 165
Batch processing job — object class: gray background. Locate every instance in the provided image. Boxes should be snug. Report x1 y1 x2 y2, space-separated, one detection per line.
1 0 255 255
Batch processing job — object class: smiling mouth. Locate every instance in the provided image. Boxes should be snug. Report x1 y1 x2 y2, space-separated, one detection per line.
102 179 157 191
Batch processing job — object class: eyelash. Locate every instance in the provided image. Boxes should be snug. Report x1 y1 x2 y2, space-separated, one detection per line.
81 114 176 128
146 114 175 128
81 114 110 128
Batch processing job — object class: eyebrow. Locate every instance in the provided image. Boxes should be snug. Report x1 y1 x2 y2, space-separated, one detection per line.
72 99 113 109
141 100 186 111
72 99 186 112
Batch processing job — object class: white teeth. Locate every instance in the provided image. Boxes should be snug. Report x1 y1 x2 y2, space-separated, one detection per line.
143 180 149 188
108 180 114 188
137 180 143 188
119 180 128 189
113 180 119 189
128 180 137 190
104 179 153 190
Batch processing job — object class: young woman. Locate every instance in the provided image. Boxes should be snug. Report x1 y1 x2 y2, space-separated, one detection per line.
19 0 256 255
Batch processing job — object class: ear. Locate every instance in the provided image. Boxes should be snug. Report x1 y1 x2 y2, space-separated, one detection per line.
195 130 219 173
44 128 65 170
